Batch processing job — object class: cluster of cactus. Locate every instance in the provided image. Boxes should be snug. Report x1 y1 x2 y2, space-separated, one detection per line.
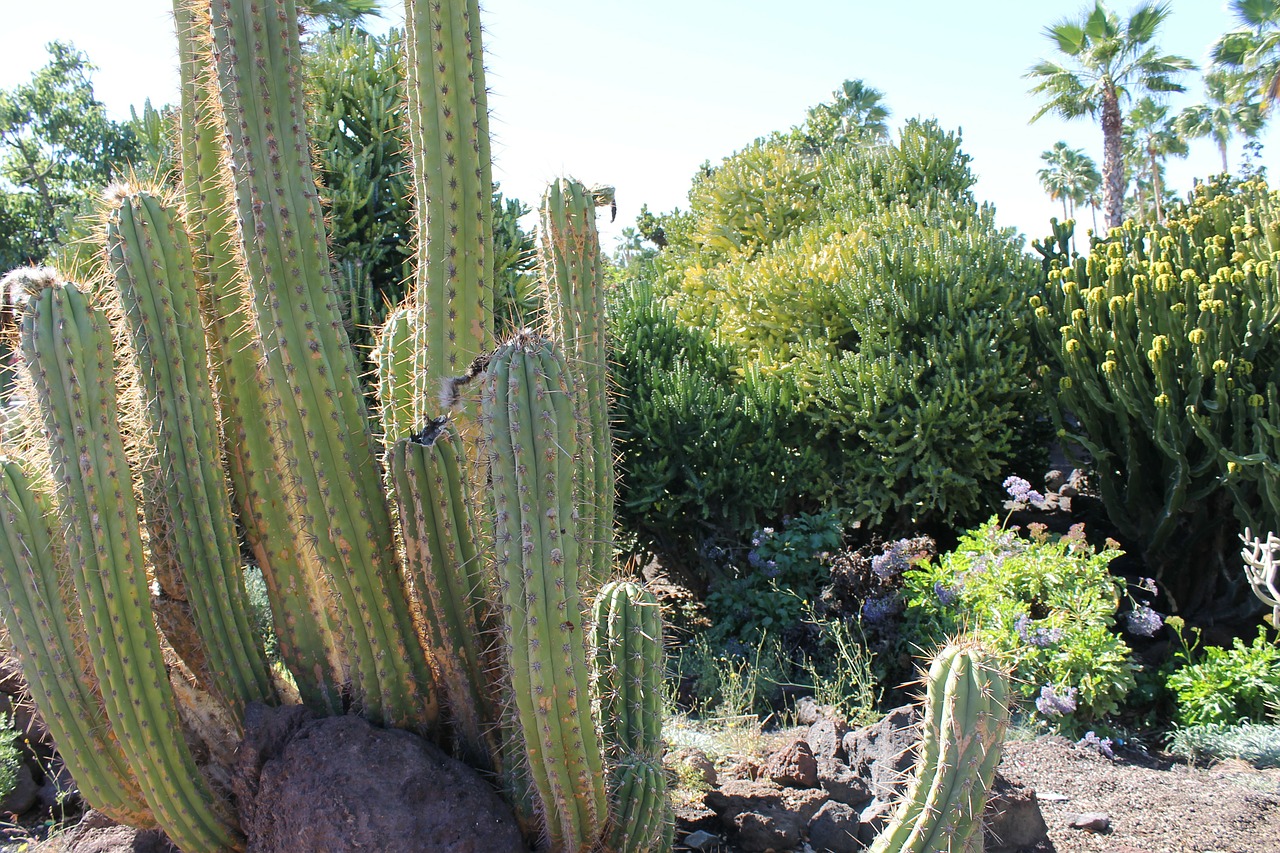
0 2 671 852
869 642 1010 853
1032 176 1280 619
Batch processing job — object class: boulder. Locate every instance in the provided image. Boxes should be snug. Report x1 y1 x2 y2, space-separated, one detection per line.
705 778 829 852
234 704 526 853
807 800 862 852
983 775 1050 852
763 737 818 789
816 757 872 809
807 716 849 762
57 811 178 853
843 704 918 801
0 763 38 815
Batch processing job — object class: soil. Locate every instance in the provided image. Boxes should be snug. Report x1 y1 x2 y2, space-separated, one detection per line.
997 736 1280 853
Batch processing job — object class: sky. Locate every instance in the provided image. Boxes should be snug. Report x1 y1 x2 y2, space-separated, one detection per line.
2 0 1277 252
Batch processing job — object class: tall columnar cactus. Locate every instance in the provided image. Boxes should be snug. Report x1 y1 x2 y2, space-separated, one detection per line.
868 643 1009 853
483 331 608 852
374 306 420 444
390 422 501 771
405 0 494 431
106 187 276 722
19 280 241 852
209 0 435 730
172 0 346 714
593 581 671 853
0 460 153 827
540 180 617 590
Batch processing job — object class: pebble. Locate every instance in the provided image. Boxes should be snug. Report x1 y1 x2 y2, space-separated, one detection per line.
682 829 720 850
1069 811 1111 832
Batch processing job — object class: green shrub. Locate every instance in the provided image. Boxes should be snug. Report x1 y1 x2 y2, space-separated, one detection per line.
1031 176 1280 619
1167 626 1280 727
630 118 1046 535
1168 722 1280 767
704 511 845 644
900 519 1137 726
0 714 21 805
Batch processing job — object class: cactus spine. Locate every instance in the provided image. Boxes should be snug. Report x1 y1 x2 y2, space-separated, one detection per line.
107 188 276 721
209 0 434 729
172 0 345 714
484 331 608 851
868 643 1009 853
20 281 241 852
593 581 671 853
540 180 617 590
0 460 153 827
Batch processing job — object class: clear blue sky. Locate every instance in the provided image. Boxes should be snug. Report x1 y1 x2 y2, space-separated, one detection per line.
3 1 1276 250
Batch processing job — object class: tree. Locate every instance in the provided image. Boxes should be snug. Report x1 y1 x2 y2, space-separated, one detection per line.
1178 71 1265 175
1037 141 1101 223
1027 1 1193 231
801 79 891 149
1125 96 1188 223
0 42 138 270
1212 0 1280 109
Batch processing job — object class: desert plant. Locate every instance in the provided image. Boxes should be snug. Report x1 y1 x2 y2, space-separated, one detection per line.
868 642 1010 853
1167 626 1280 727
1032 176 1280 620
0 1 669 852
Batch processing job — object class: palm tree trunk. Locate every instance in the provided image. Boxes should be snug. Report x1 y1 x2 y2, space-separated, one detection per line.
1219 140 1229 175
1101 84 1124 230
1149 145 1164 224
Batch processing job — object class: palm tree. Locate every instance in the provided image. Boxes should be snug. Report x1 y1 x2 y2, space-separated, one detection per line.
1038 141 1101 222
1125 97 1188 223
1027 2 1193 231
1178 70 1265 173
1212 0 1280 109
803 79 891 148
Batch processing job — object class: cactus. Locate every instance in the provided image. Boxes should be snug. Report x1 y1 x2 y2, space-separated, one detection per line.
0 2 674 851
483 331 608 851
19 280 241 852
1240 529 1280 625
540 180 617 590
593 581 671 853
868 643 1009 853
106 187 276 722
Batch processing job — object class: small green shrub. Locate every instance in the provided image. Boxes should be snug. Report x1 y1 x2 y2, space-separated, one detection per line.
705 511 845 644
1167 722 1280 767
1167 626 1280 727
900 519 1137 726
0 714 22 805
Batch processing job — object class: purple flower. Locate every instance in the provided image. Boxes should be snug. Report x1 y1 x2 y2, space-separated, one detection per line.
1136 577 1158 596
1035 684 1078 717
860 595 899 626
1125 605 1164 638
1003 475 1044 506
1077 731 1114 759
933 582 960 606
871 539 911 580
1015 614 1062 648
764 560 779 578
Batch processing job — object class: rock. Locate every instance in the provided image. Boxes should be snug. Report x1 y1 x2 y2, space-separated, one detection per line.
37 759 82 814
672 747 717 787
1069 811 1111 832
856 798 895 846
983 776 1049 853
797 696 823 725
234 704 526 853
843 705 918 801
1044 470 1066 492
807 800 862 853
705 779 827 852
682 829 721 850
0 657 25 696
1061 469 1087 498
816 758 871 809
57 811 178 853
807 717 849 762
0 763 38 815
763 737 819 788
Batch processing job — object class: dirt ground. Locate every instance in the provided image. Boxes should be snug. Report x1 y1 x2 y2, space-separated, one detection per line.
998 736 1280 853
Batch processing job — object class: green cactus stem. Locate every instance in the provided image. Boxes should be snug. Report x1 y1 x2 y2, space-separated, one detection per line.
592 580 670 853
390 422 501 771
868 642 1009 853
404 0 494 434
21 280 241 852
374 307 420 445
483 331 607 852
0 459 153 827
107 187 276 723
172 0 346 714
209 0 435 729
